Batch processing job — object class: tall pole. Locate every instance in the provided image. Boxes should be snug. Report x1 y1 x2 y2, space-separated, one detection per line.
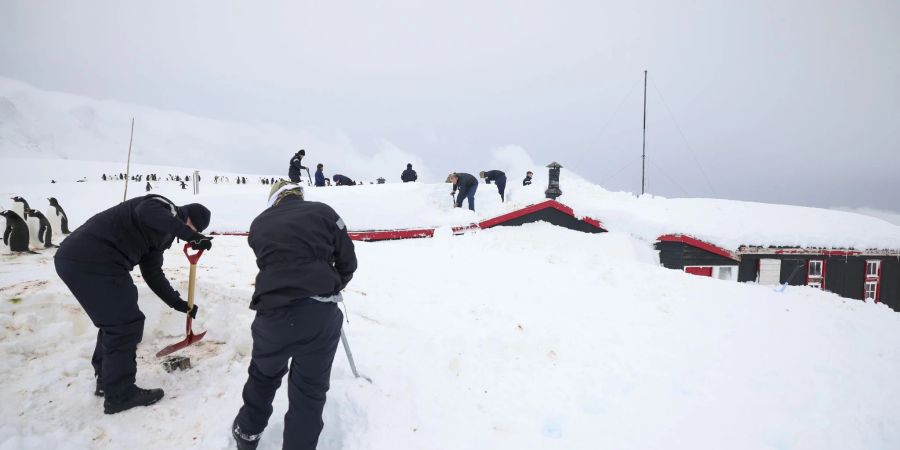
123 118 135 202
641 70 648 195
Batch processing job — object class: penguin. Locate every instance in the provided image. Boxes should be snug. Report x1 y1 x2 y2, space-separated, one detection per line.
11 196 42 247
1 210 34 253
47 197 72 234
26 209 55 248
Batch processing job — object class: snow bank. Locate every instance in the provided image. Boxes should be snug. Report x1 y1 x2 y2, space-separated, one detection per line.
2 224 900 450
2 157 898 251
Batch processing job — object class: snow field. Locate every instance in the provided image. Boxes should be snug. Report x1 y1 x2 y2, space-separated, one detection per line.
3 223 900 449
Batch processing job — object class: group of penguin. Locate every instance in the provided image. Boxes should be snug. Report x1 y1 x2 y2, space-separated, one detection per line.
1 196 70 254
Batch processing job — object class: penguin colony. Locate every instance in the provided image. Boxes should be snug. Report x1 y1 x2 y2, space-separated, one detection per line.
2 196 71 254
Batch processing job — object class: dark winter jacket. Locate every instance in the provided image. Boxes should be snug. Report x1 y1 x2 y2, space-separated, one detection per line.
333 174 354 186
401 168 417 183
315 169 326 187
523 175 532 186
483 170 506 185
288 154 307 182
55 195 206 310
248 196 357 310
452 173 478 206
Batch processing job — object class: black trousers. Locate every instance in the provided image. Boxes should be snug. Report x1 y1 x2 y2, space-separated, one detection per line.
54 257 145 399
236 300 343 450
496 178 507 202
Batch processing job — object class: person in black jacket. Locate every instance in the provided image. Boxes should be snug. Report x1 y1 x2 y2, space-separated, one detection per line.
401 163 417 182
54 194 213 414
480 170 507 202
449 172 478 211
332 174 354 186
523 171 533 186
288 149 307 183
232 181 356 450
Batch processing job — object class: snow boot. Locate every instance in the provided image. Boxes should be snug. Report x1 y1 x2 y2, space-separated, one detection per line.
232 417 261 450
103 387 164 414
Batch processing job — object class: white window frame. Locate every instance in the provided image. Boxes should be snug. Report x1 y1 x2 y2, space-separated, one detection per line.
808 260 823 278
866 260 881 278
864 281 878 300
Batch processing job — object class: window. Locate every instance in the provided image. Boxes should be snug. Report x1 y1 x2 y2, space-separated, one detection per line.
807 260 825 290
864 260 881 302
864 281 878 300
866 260 881 277
808 260 822 277
716 266 734 281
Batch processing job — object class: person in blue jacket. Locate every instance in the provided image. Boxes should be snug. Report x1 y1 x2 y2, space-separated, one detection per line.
314 163 326 187
480 170 507 202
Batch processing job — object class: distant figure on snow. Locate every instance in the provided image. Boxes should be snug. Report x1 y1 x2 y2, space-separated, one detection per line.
401 163 417 182
480 170 507 202
332 174 354 186
180 181 187 190
315 164 326 187
289 149 308 183
145 182 152 192
523 171 533 186
449 172 478 211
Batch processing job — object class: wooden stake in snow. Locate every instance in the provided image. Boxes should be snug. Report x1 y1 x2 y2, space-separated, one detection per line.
123 118 135 202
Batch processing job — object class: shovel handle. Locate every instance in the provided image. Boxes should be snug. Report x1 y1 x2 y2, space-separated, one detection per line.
183 243 205 265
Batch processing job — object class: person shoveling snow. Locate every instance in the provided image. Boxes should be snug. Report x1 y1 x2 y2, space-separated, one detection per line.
232 180 358 450
54 194 213 414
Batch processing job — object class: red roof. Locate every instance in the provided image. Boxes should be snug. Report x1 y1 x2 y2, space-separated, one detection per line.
657 234 739 261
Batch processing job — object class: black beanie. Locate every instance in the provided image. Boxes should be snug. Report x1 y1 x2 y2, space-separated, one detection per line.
407 163 412 169
179 203 211 232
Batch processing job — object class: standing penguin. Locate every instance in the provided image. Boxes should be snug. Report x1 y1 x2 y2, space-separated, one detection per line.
26 209 55 248
12 196 42 247
2 210 33 253
48 197 72 234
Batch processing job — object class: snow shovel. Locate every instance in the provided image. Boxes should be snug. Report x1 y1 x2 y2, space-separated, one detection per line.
156 243 207 357
341 329 372 383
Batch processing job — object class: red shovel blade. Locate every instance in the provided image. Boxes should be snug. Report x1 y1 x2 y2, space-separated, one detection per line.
156 330 207 357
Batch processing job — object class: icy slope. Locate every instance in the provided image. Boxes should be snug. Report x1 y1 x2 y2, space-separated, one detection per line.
2 224 900 450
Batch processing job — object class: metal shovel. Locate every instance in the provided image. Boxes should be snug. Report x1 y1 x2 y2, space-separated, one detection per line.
156 243 207 357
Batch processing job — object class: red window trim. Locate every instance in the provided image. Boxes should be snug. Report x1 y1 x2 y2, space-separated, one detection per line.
806 259 826 290
863 259 882 302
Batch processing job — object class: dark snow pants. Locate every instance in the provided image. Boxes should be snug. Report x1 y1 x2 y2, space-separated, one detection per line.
495 176 507 202
236 299 343 450
54 257 144 399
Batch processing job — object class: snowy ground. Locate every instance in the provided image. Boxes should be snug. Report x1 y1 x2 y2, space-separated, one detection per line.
2 160 900 449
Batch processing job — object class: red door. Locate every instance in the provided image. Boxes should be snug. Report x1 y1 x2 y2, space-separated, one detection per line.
685 266 713 277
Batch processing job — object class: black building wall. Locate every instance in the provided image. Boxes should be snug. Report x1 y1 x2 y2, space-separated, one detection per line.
655 241 738 270
735 253 900 311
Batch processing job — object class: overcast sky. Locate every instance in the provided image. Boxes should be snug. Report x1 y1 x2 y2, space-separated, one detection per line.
1 0 898 211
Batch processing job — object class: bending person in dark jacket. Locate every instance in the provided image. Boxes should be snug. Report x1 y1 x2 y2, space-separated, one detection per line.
332 174 354 186
288 149 307 183
480 170 507 202
401 163 417 182
233 180 357 450
54 194 213 414
450 172 478 211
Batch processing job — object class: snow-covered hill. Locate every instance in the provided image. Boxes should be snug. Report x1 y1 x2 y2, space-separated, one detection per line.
2 159 900 450
0 77 431 182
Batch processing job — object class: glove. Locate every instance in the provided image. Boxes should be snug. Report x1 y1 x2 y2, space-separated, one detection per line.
174 300 199 319
190 235 213 251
